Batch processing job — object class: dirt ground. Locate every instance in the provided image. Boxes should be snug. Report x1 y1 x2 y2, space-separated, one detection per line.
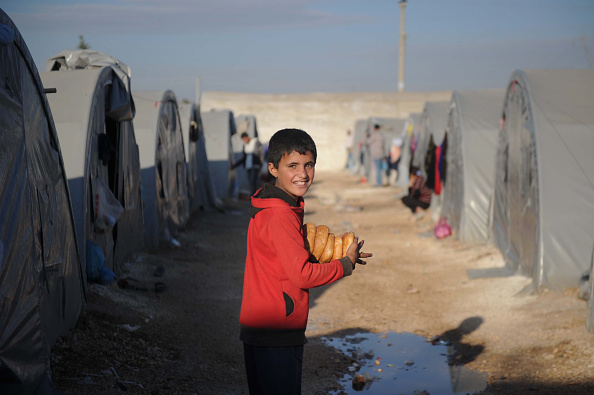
50 170 594 394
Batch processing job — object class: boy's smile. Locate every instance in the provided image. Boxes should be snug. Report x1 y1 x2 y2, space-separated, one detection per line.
269 150 315 201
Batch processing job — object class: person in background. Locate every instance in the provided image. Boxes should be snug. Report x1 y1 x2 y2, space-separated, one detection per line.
345 129 354 171
387 138 402 186
401 166 431 221
232 132 265 196
366 124 386 187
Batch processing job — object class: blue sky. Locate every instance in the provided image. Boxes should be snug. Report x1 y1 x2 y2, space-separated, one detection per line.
3 0 594 101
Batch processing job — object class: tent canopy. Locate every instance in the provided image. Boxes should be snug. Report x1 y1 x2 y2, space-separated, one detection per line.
491 69 594 290
178 101 221 212
133 90 189 249
412 101 450 173
201 109 237 200
441 89 505 245
40 50 143 278
0 11 85 393
397 112 421 188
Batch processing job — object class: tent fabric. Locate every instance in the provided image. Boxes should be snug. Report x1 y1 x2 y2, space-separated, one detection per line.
441 89 505 245
491 69 594 290
178 102 200 212
200 109 237 200
411 101 450 174
40 53 143 278
0 10 85 394
179 101 222 212
352 119 370 178
45 50 134 122
133 90 190 249
586 252 594 333
235 114 258 139
233 114 259 197
397 113 421 188
411 101 450 222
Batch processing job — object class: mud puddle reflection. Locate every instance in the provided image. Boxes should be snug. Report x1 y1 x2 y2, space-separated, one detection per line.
323 332 487 394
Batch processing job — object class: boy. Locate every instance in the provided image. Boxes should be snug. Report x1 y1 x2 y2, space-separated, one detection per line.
239 128 372 394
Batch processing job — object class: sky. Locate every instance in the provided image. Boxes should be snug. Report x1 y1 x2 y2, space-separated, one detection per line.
3 0 594 102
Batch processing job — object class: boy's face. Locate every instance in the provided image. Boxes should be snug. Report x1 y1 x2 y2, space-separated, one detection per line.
268 150 315 200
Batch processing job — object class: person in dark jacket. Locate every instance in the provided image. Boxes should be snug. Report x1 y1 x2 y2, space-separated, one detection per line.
401 166 432 221
232 132 266 195
239 128 372 394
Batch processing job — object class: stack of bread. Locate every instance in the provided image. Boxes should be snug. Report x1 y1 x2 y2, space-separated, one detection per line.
303 223 355 263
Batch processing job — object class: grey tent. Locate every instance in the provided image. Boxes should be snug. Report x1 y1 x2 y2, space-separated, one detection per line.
397 113 421 188
200 109 237 200
178 101 200 212
0 11 85 394
236 114 259 139
586 252 594 333
179 101 222 212
411 101 450 221
352 119 370 178
40 50 144 278
411 101 450 175
232 114 259 197
491 69 594 291
441 89 505 245
133 90 190 249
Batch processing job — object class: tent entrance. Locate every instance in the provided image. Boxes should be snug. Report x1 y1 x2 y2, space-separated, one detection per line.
505 81 540 284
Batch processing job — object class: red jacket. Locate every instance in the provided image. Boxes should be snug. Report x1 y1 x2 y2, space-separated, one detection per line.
240 183 352 346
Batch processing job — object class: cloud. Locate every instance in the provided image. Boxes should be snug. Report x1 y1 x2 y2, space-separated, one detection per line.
9 0 369 35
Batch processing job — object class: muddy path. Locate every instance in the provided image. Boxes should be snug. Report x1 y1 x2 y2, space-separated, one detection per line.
51 171 594 394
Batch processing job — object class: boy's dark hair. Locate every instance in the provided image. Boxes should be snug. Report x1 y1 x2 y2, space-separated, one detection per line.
241 132 249 139
267 128 317 168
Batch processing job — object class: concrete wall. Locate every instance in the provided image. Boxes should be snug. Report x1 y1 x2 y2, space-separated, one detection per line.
201 91 452 171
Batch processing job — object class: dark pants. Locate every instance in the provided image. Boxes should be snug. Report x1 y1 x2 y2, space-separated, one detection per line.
401 195 430 213
247 168 259 195
243 343 303 395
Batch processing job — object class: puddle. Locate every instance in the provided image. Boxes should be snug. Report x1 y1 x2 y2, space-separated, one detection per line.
323 332 487 394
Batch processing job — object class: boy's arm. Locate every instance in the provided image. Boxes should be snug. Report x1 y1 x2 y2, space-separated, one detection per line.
269 216 351 289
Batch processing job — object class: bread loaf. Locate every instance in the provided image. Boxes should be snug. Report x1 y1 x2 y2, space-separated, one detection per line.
304 222 316 254
303 222 354 262
312 225 329 261
320 233 335 263
342 232 355 257
332 236 343 260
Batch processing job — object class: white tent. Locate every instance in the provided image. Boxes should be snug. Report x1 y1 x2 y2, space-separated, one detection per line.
441 89 505 244
200 109 237 200
0 11 85 393
397 113 421 188
133 90 189 249
40 50 144 278
491 69 594 291
178 101 221 212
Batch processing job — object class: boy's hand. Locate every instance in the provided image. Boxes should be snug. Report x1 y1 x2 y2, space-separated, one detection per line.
346 236 372 269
